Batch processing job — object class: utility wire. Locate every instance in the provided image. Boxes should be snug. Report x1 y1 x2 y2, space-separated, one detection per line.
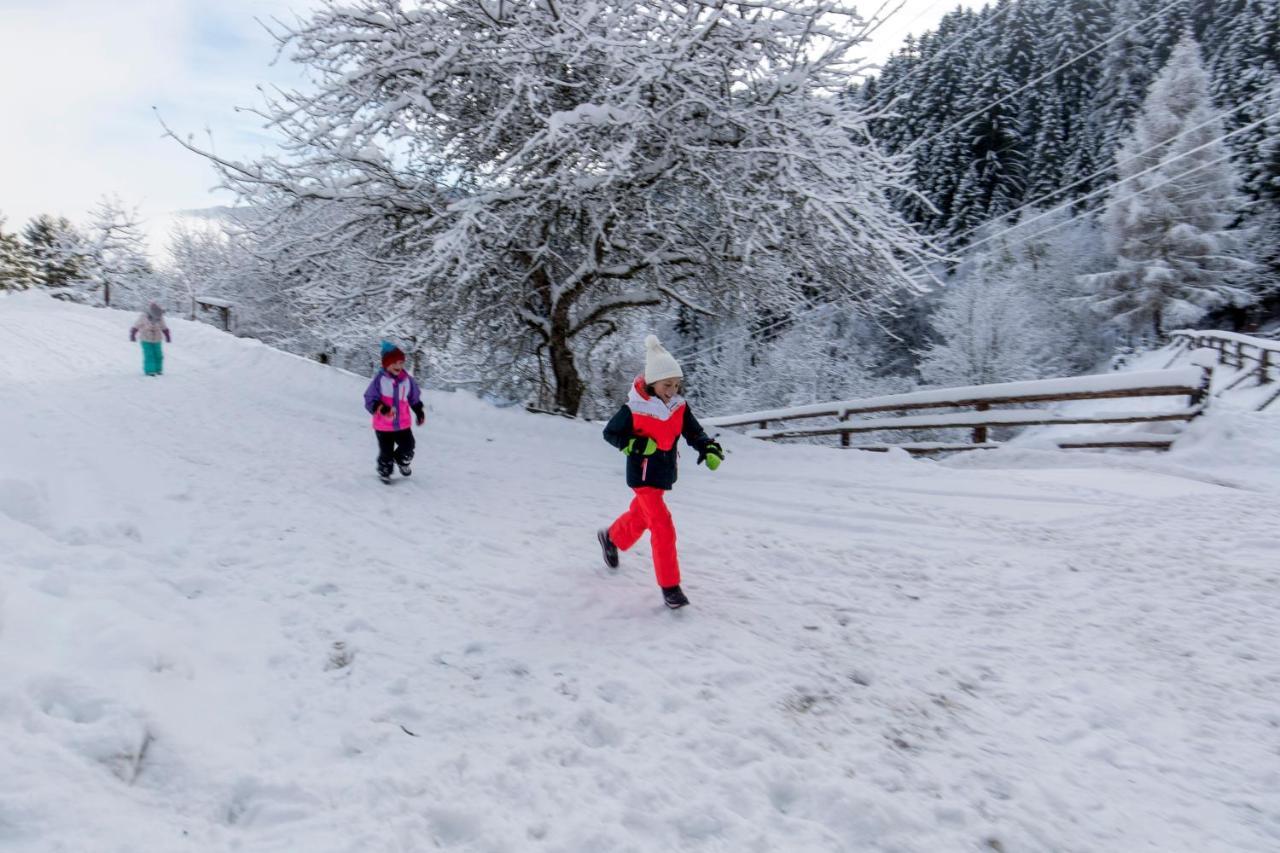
940 86 1277 252
872 0 1018 103
670 104 1279 365
904 0 1189 154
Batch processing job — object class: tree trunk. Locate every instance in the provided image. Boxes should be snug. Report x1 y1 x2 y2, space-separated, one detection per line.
1152 307 1163 343
547 318 585 416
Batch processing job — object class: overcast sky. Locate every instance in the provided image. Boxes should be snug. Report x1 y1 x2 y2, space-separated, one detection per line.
0 0 974 246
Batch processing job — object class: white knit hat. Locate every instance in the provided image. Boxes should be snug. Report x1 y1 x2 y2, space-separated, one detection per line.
643 334 683 383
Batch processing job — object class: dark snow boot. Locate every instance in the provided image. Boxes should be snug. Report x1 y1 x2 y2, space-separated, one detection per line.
662 585 689 609
597 529 619 569
398 461 412 477
378 461 394 484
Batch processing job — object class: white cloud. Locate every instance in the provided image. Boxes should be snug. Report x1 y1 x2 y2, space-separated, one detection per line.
0 0 316 243
0 0 972 251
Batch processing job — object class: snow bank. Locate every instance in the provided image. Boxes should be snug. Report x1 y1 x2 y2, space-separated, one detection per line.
2 293 1277 852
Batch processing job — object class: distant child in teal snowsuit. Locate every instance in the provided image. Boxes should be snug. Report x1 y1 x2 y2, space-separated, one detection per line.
129 302 171 376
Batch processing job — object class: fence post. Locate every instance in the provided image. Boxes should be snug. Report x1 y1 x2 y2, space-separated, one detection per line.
1259 348 1272 384
1236 340 1246 368
1190 364 1213 410
972 402 990 444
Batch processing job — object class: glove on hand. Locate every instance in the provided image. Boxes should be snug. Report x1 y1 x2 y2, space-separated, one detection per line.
697 441 724 470
376 402 393 416
623 437 658 456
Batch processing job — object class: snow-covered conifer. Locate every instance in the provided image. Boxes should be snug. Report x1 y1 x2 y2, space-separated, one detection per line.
1082 37 1255 340
21 214 87 289
0 217 37 290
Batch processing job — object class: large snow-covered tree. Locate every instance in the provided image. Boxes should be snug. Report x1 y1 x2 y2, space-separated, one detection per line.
1082 37 1255 339
176 0 936 415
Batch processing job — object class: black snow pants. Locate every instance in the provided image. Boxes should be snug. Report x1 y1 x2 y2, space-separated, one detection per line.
375 429 415 474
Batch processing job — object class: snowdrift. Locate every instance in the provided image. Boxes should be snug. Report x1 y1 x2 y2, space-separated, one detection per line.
1 293 1277 852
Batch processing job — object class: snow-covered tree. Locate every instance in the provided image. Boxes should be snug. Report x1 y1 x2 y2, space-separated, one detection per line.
1082 37 1255 340
948 38 1027 237
174 0 936 415
76 197 154 308
1033 0 1110 200
920 243 1059 387
1246 84 1280 298
1095 0 1156 165
0 216 37 290
22 214 88 289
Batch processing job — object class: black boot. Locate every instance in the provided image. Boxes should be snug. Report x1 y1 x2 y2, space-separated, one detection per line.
398 461 412 477
662 585 689 609
597 529 619 569
377 461 394 483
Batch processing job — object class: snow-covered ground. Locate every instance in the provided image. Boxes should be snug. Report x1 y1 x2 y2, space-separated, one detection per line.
1 293 1277 853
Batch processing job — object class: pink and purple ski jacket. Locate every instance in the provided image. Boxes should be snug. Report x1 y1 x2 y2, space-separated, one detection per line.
363 369 423 432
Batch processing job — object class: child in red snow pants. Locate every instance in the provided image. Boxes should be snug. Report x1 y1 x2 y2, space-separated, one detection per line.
608 487 679 588
599 337 724 609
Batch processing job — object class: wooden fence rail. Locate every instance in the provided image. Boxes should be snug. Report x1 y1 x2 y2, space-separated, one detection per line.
703 365 1213 455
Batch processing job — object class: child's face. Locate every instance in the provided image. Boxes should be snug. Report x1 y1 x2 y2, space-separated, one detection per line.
652 377 681 402
386 360 404 376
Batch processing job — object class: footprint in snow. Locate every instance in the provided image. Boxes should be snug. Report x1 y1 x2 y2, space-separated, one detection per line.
224 777 324 827
573 710 624 749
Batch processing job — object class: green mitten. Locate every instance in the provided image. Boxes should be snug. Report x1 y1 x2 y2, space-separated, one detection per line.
623 437 658 456
697 441 724 470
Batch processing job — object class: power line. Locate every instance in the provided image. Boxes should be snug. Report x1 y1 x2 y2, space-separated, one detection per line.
959 105 1280 256
676 0 1175 362
670 0 1236 366
671 105 1279 367
939 86 1277 253
996 146 1245 254
904 0 1189 154
871 0 1018 104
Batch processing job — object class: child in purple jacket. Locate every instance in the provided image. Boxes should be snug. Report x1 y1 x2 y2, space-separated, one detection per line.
362 342 425 483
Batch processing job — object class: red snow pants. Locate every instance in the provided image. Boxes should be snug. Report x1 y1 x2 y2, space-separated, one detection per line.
608 487 680 588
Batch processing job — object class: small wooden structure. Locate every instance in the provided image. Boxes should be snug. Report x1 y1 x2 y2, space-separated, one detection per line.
193 296 233 332
703 366 1212 455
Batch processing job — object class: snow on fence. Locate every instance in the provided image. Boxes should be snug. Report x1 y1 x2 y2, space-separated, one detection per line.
703 366 1213 454
192 296 233 332
1168 330 1280 411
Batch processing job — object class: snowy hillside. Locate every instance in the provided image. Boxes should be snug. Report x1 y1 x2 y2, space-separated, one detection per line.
1 293 1277 853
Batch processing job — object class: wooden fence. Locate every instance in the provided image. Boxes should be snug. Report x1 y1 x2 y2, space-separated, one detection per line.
1168 330 1280 411
702 366 1213 455
193 296 233 332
